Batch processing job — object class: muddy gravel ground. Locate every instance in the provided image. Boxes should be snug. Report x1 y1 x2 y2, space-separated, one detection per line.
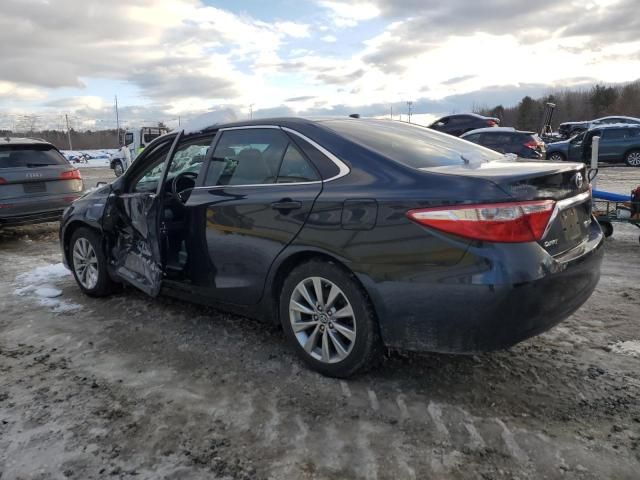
1 166 639 479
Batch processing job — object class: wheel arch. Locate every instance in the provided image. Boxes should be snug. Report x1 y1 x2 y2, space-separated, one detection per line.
62 220 103 267
265 249 381 329
547 150 566 161
623 147 640 165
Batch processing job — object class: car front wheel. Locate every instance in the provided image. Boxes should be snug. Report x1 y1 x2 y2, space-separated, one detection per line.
548 152 565 162
280 260 382 378
113 161 124 177
70 227 116 297
625 150 640 167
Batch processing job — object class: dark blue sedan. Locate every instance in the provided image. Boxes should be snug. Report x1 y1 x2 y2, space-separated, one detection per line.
59 117 603 377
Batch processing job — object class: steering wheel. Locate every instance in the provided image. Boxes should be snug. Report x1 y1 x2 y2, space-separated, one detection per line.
171 171 198 203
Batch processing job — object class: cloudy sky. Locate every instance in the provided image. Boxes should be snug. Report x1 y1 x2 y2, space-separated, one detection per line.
1 0 639 130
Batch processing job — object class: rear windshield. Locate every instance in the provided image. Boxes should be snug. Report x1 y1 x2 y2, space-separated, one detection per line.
0 144 69 168
322 119 503 168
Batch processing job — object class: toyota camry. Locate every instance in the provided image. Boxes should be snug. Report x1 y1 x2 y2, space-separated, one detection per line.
59 117 603 377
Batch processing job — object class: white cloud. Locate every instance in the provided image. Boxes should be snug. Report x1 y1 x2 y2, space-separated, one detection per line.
321 34 338 43
275 21 311 38
319 1 380 27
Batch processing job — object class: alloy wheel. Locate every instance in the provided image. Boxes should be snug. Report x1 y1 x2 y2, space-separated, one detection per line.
627 152 640 167
72 237 99 290
549 153 564 162
289 276 356 364
114 162 123 176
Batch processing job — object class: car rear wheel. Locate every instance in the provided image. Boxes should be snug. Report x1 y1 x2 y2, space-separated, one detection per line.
548 152 566 162
114 161 124 177
70 227 116 297
625 150 640 167
280 260 382 378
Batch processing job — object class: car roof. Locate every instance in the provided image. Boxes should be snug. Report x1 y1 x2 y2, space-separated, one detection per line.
588 123 640 131
592 115 640 122
462 127 522 136
182 115 323 136
0 136 54 147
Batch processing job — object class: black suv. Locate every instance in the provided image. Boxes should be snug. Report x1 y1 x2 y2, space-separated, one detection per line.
461 127 546 159
428 113 499 137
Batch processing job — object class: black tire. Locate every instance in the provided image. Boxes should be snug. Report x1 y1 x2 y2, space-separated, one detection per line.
599 221 613 238
114 160 124 177
69 227 116 297
624 150 640 167
279 260 383 378
547 152 566 162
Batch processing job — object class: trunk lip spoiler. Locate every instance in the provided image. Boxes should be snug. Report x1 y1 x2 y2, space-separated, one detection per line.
541 190 591 240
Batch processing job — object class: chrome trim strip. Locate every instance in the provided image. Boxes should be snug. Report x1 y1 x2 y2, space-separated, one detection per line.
219 125 281 131
555 190 591 210
281 127 351 182
542 190 591 239
190 181 322 191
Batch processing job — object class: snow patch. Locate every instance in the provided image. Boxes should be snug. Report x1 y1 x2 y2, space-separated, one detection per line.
609 340 640 358
14 263 82 313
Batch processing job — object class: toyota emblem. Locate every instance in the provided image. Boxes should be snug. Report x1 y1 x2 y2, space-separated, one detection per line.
573 172 584 189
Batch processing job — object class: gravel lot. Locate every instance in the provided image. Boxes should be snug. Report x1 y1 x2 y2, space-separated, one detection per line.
1 166 639 479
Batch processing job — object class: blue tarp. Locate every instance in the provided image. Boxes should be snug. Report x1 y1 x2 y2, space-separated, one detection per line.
592 190 630 202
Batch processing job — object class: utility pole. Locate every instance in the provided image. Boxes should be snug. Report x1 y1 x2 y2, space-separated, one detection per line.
390 105 393 119
65 114 73 150
178 116 181 127
114 95 120 145
406 101 413 123
249 104 254 120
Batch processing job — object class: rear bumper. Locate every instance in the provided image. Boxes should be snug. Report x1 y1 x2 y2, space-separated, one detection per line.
359 219 604 353
0 193 81 227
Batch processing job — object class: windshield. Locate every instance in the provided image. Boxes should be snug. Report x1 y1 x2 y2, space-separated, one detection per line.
321 119 504 168
0 144 68 168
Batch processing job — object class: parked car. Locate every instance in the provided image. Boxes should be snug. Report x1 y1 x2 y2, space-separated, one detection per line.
547 124 640 166
0 137 83 227
428 113 499 137
558 121 589 138
60 118 603 377
557 116 640 139
461 127 546 159
590 116 640 128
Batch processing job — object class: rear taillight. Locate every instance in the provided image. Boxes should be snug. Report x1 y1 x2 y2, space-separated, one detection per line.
60 169 82 180
524 140 538 149
406 200 556 243
0 177 6 185
486 120 497 127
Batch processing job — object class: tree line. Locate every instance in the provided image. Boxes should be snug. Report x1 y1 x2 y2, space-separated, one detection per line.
479 80 640 132
1 128 120 150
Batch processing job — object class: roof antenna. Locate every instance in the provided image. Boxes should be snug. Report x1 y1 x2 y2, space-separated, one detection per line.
349 113 360 118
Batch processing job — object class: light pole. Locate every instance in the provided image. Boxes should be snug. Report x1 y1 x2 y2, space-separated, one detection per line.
406 101 413 123
249 104 254 120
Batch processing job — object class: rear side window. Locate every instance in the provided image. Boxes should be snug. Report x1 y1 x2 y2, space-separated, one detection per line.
602 129 626 140
463 133 481 143
0 144 68 168
627 128 640 138
323 119 503 168
277 144 319 183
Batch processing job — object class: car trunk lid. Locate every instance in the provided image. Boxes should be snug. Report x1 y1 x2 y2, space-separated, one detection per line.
420 160 591 256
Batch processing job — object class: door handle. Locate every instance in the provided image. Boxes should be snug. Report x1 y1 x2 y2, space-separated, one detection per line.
271 199 302 211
